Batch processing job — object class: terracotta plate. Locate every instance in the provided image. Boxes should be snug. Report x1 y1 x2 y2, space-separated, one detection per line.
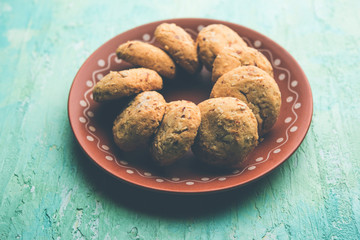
68 18 313 193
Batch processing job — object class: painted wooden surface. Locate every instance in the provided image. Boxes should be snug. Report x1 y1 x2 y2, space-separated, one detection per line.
1 0 360 239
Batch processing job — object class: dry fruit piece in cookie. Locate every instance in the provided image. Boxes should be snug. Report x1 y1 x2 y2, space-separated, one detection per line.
92 68 163 102
116 40 176 79
154 23 201 74
192 97 258 168
196 24 247 71
113 91 166 151
151 100 201 166
210 66 281 136
212 46 273 84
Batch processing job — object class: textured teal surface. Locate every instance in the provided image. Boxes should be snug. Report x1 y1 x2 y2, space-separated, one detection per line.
1 0 360 239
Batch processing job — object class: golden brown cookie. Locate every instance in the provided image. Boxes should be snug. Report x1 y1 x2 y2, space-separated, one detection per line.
113 91 166 151
210 66 281 136
151 100 201 166
212 46 273 84
154 23 200 74
196 24 247 70
92 68 163 102
192 97 258 168
116 40 176 79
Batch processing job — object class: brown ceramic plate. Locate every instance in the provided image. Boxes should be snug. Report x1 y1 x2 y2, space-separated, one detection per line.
68 18 313 194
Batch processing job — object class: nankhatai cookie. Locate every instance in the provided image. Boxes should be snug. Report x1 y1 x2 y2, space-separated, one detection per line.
92 68 163 102
154 23 201 74
151 100 201 166
196 24 247 70
212 46 273 84
116 40 176 79
192 97 258 168
210 66 281 136
113 91 166 151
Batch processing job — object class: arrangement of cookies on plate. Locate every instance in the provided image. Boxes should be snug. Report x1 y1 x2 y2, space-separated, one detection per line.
92 23 281 169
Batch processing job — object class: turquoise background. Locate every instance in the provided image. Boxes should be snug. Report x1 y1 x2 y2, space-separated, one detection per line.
1 0 360 239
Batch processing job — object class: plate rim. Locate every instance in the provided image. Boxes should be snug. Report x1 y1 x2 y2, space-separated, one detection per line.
68 17 313 194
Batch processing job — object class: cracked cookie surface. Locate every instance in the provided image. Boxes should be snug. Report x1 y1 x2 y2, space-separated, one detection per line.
116 40 176 79
113 91 166 151
212 46 273 84
210 66 281 136
196 24 247 71
151 100 201 166
192 97 258 168
92 68 163 102
154 23 200 74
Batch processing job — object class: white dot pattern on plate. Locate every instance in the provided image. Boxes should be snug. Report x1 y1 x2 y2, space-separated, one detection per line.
285 117 292 123
273 149 281 154
274 59 281 66
98 59 105 67
279 73 286 81
102 145 109 150
126 169 134 174
294 103 301 109
105 156 113 161
86 80 93 87
119 160 128 165
79 117 86 123
290 126 298 132
197 25 204 31
97 73 103 81
248 166 256 170
171 177 180 181
186 182 194 185
291 80 298 87
201 177 210 181
86 136 94 141
87 111 94 117
144 172 152 177
255 157 264 162
115 58 122 64
286 96 294 102
254 40 262 48
80 100 87 107
218 177 226 181
142 33 150 41
156 179 164 183
89 126 96 132
276 137 284 143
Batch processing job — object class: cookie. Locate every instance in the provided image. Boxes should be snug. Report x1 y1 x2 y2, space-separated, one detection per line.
210 66 281 136
92 68 163 102
196 24 247 70
151 100 201 166
113 91 166 151
116 40 176 79
212 46 273 84
154 23 201 74
192 97 258 168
